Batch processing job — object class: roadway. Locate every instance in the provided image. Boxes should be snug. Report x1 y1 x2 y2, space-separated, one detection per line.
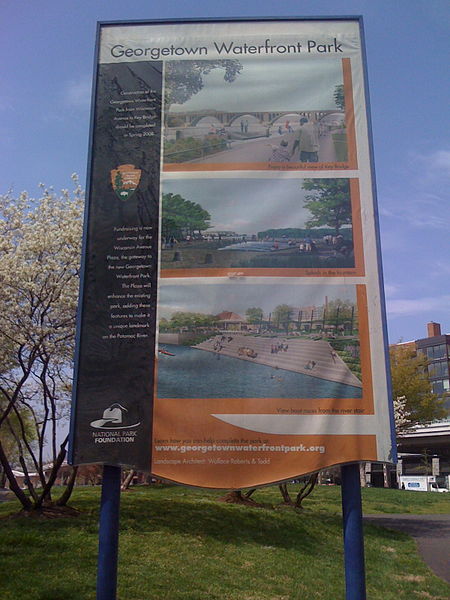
364 513 450 584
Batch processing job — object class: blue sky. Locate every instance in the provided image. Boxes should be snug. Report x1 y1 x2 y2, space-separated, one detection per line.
1 0 449 343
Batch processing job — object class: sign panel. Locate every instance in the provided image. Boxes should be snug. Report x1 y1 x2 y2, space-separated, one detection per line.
69 18 396 487
68 54 162 470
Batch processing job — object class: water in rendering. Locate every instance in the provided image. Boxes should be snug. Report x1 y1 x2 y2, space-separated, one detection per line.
157 345 362 399
218 241 291 252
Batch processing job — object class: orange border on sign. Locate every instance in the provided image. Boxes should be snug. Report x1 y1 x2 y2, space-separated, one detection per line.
350 179 365 276
163 58 357 173
161 177 365 279
356 284 374 413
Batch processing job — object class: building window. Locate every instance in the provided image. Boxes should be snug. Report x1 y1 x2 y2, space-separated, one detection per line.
432 379 450 395
426 344 447 360
429 361 449 378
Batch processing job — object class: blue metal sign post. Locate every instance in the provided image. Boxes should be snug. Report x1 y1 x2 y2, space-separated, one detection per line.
341 463 367 600
97 465 122 600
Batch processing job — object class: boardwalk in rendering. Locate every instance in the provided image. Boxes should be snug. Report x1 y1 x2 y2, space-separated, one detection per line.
194 334 362 388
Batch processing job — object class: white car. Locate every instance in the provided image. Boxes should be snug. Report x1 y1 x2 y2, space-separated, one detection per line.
430 483 449 493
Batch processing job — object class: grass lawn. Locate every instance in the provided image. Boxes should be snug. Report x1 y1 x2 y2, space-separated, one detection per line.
0 484 449 600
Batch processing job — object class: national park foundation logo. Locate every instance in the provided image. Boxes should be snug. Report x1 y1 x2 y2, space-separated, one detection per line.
90 403 141 430
111 164 141 200
90 403 141 445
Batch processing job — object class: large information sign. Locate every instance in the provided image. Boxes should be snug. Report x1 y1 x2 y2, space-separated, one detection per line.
69 18 396 487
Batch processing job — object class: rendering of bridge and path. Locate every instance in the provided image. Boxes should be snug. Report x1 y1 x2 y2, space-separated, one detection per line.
167 109 340 128
164 109 347 164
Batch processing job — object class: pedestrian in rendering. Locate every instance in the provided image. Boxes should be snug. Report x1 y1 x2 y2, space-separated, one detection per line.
291 117 319 162
268 139 290 162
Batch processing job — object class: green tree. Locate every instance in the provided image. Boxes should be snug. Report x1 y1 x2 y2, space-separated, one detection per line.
324 298 357 331
302 179 352 235
389 345 446 426
165 60 243 108
273 305 294 334
245 307 264 324
169 312 218 331
322 298 358 339
158 317 170 332
162 193 211 240
334 84 345 110
325 298 356 319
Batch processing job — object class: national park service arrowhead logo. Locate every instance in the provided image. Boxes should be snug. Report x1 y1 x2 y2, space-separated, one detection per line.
111 164 141 201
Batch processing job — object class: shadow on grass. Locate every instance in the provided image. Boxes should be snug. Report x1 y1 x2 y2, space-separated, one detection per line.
117 491 344 554
364 515 450 539
1 486 341 552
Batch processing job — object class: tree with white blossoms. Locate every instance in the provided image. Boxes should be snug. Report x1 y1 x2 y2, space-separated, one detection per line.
393 395 413 433
0 177 83 512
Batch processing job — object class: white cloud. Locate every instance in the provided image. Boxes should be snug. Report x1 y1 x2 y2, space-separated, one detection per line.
63 77 92 109
428 260 450 279
379 147 450 232
419 149 450 180
379 226 408 251
378 205 395 218
386 295 450 317
434 150 450 170
383 283 401 298
0 97 14 112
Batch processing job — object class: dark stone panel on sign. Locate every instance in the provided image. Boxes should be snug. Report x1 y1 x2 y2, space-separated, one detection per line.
70 61 162 471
